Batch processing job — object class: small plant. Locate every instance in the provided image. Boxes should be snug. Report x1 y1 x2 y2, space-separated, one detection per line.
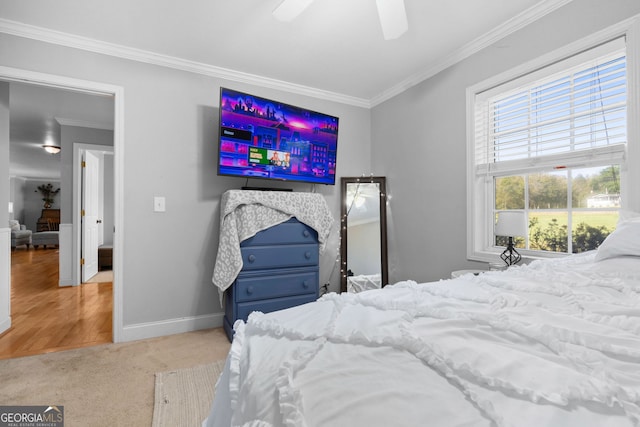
36 183 60 208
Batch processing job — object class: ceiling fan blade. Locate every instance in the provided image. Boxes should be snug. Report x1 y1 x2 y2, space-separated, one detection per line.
273 0 315 22
376 0 408 40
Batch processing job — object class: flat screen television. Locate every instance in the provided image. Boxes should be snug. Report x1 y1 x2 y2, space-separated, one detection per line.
217 87 339 185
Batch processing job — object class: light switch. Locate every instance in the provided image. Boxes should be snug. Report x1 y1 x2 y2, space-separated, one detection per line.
154 196 166 212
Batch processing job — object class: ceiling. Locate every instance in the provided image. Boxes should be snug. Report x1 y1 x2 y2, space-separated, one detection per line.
8 82 114 179
2 0 569 179
0 0 570 105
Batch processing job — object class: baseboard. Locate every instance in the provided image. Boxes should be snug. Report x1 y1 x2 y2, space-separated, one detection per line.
0 316 11 337
121 312 224 342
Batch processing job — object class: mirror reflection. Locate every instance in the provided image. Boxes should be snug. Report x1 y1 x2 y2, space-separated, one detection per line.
340 176 388 293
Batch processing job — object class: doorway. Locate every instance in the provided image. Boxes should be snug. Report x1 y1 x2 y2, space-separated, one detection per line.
0 65 124 349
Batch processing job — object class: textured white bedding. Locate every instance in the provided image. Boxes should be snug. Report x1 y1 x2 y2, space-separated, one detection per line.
347 273 382 293
204 253 640 427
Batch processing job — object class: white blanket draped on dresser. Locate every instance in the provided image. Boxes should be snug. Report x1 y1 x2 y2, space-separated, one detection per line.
212 190 334 303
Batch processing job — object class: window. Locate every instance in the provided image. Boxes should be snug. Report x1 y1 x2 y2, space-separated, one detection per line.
468 36 631 259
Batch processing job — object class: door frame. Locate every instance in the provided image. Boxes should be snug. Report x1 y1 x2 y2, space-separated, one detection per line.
0 65 125 343
74 144 113 285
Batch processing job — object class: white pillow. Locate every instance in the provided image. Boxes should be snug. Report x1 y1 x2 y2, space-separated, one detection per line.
595 216 640 261
9 220 20 231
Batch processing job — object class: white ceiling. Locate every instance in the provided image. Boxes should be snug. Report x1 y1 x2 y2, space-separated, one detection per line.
8 82 114 179
0 0 570 105
2 0 570 179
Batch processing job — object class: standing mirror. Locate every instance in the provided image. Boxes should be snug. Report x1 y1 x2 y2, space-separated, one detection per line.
340 176 388 293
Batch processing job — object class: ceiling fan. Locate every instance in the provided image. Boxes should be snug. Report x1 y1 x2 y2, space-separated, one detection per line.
273 0 408 40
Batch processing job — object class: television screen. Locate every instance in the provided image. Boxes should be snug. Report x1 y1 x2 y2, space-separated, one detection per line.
218 88 339 185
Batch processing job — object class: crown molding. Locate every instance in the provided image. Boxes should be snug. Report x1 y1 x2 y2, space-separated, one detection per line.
56 117 114 131
0 1 570 110
0 18 371 109
369 0 574 106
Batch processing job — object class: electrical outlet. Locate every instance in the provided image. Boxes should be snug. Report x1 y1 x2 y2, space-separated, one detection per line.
154 196 166 212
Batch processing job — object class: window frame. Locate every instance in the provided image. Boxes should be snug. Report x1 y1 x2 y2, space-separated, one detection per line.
466 17 640 263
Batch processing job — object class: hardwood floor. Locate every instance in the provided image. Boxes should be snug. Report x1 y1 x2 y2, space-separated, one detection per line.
0 247 112 359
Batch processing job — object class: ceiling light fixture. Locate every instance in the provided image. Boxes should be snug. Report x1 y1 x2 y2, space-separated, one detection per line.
43 145 61 154
272 0 314 22
376 0 408 40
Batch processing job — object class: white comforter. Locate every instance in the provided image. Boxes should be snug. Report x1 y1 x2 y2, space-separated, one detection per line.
205 253 640 427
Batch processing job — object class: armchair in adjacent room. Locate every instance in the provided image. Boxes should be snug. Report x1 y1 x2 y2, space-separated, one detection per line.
9 220 32 250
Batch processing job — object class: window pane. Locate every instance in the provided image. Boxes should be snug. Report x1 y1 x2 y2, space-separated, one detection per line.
572 165 621 208
529 212 568 253
495 176 524 209
572 211 619 253
529 171 567 209
486 53 626 164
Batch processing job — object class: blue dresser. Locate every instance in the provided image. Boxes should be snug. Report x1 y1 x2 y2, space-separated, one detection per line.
223 218 319 340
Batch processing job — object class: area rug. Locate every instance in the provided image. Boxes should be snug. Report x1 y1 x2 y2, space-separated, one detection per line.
152 359 225 427
85 270 113 283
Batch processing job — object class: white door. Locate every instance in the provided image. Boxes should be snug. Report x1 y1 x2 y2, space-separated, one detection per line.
82 151 100 282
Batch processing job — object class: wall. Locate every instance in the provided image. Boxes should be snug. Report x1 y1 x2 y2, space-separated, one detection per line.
9 177 26 223
0 33 371 337
23 179 61 231
0 82 9 335
0 82 8 227
102 153 114 245
371 0 640 284
59 125 113 224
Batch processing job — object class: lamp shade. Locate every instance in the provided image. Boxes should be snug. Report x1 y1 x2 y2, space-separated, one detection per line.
495 211 526 237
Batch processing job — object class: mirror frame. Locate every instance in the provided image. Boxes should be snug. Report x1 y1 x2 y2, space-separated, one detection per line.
340 176 388 293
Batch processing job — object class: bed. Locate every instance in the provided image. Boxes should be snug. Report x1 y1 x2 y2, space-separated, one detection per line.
347 273 382 293
204 215 640 427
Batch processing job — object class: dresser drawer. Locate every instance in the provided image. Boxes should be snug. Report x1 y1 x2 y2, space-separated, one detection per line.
235 270 318 302
241 244 318 270
236 294 317 320
241 219 318 247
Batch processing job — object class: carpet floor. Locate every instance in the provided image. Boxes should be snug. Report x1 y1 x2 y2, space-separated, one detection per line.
0 328 230 426
152 359 225 427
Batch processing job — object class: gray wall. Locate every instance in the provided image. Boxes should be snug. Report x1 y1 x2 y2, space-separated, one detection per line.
371 0 640 284
102 153 114 246
59 125 114 224
0 32 371 329
22 179 61 231
8 177 25 222
0 83 8 228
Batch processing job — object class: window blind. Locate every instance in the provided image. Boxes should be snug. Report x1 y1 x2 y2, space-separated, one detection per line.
475 39 627 176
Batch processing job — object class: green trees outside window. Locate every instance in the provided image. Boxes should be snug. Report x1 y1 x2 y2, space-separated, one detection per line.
495 165 620 253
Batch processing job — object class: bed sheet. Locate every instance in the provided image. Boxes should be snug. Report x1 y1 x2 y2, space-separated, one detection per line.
204 253 640 427
347 273 382 293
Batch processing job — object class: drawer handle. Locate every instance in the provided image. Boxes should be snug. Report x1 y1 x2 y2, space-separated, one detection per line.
246 286 254 295
303 230 310 238
247 254 256 263
302 280 309 289
305 251 311 259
